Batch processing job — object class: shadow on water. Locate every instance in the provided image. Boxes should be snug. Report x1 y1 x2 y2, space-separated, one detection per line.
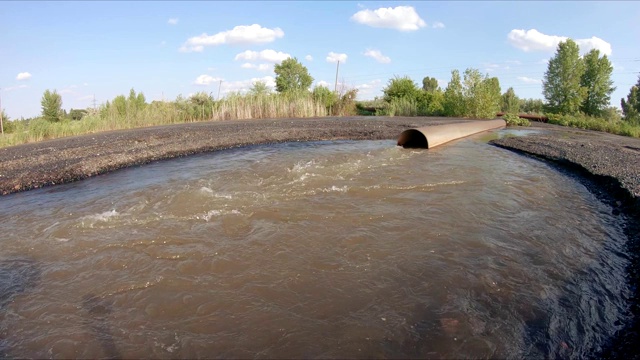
81 294 122 359
0 257 41 359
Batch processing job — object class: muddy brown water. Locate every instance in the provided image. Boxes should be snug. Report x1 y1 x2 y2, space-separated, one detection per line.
0 134 631 358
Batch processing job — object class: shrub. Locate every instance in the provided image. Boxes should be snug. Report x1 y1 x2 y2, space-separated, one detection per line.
502 113 531 127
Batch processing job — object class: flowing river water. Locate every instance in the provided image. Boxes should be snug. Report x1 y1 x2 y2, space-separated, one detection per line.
0 133 631 358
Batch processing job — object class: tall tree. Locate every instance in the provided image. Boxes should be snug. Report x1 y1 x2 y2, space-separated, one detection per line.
41 89 63 122
501 87 521 114
621 75 640 123
542 39 586 115
422 76 439 92
580 49 615 116
383 76 419 102
274 57 314 93
443 70 465 117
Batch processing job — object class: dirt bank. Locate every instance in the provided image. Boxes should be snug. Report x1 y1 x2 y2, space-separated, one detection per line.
0 117 464 196
1 116 639 356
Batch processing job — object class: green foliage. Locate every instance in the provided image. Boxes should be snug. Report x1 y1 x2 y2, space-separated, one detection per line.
249 80 271 96
312 85 338 114
41 89 63 122
422 76 439 92
1 109 14 134
69 109 87 121
580 49 615 116
274 57 314 93
332 88 359 116
519 98 544 114
547 113 640 138
501 87 520 114
443 70 465 117
621 75 640 124
383 76 420 102
416 90 444 116
461 69 501 119
543 39 586 115
502 113 531 127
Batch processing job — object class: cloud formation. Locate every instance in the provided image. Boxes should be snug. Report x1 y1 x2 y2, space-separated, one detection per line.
193 74 223 86
351 6 426 31
168 18 178 25
16 72 32 80
180 24 284 52
507 29 612 56
234 49 291 63
363 49 391 64
326 52 347 64
305 55 313 61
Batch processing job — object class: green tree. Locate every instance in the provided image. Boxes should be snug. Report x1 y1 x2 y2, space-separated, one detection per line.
274 57 314 93
312 85 337 113
520 98 544 114
462 69 501 119
69 108 87 121
501 87 521 114
542 39 586 115
41 89 63 122
422 76 439 92
417 89 444 116
383 76 419 102
443 70 465 117
1 108 11 134
621 75 640 124
249 80 271 96
580 49 615 116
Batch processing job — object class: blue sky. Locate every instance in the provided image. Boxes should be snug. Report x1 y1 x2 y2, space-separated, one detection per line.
1 1 639 119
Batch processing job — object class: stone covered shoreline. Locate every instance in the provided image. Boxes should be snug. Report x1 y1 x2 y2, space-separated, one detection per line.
0 116 638 356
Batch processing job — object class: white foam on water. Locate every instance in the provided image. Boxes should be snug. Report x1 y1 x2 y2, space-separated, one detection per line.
198 209 243 222
79 209 119 228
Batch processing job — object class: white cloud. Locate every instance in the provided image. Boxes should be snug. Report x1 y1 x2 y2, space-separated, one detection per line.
221 76 276 94
351 6 426 32
180 24 285 52
326 52 347 64
576 37 613 56
168 18 178 25
315 80 331 88
240 63 272 72
517 76 542 84
507 29 612 56
354 79 383 99
305 55 313 61
16 72 32 80
432 22 445 29
363 49 391 64
234 49 291 63
194 74 223 86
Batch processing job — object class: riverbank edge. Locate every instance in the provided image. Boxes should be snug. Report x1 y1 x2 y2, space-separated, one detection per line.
1 116 639 356
490 134 639 359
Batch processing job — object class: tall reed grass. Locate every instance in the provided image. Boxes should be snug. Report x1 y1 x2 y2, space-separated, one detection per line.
0 92 328 148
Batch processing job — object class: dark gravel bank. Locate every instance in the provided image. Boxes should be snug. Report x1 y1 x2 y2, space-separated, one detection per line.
1 116 639 356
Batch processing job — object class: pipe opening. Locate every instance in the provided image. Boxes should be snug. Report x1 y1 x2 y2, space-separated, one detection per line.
397 129 428 149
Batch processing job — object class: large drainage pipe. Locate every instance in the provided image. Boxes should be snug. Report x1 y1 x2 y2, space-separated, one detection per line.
397 119 506 149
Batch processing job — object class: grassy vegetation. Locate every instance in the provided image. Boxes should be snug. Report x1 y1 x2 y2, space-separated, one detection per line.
502 113 531 127
547 113 640 138
0 91 331 148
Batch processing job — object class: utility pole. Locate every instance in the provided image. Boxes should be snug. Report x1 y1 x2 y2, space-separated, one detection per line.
0 88 4 135
217 80 223 100
334 60 340 93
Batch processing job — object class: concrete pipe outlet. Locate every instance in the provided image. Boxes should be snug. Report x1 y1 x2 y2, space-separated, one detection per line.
397 119 506 149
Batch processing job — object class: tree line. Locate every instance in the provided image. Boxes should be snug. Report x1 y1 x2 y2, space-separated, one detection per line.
1 41 639 138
